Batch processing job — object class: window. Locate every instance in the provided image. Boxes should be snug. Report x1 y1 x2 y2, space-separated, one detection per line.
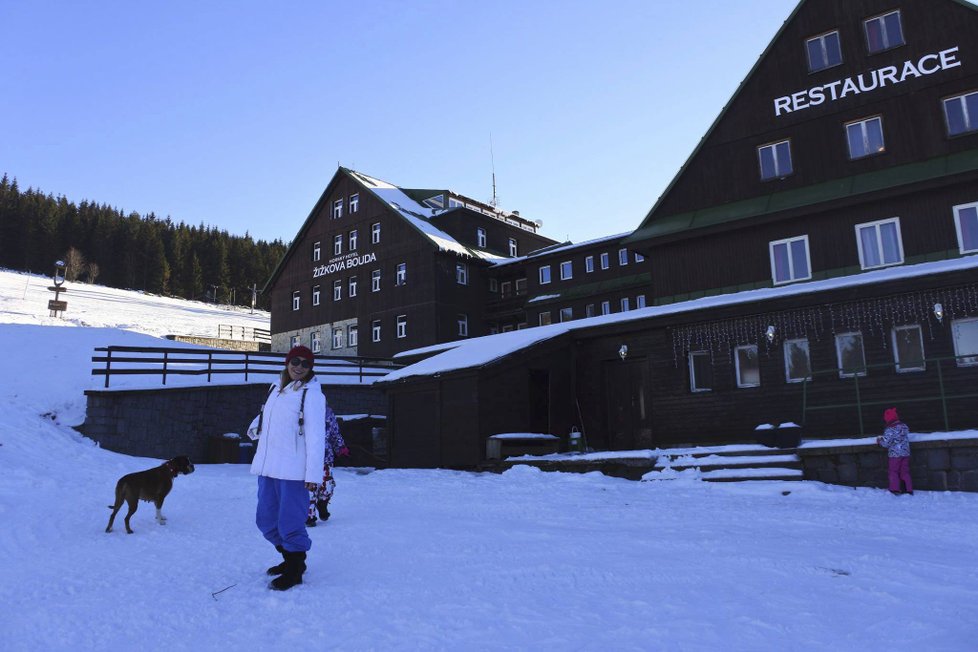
846 116 885 159
600 253 610 270
586 304 595 318
864 10 904 54
332 328 343 349
539 265 551 285
892 325 925 372
311 331 321 354
517 322 528 330
334 235 343 256
944 91 978 137
734 345 760 388
515 278 527 295
952 318 978 366
371 222 381 244
456 263 468 285
835 332 867 377
585 255 594 273
292 291 300 311
856 218 903 269
371 320 381 342
333 280 342 301
806 30 843 72
769 235 811 284
477 227 486 248
348 325 358 347
560 261 573 280
349 193 359 213
349 229 358 251
396 315 407 338
538 311 552 326
396 263 407 286
508 238 518 257
634 252 645 263
457 314 468 337
489 278 498 293
559 307 572 322
636 295 646 309
332 199 344 219
618 248 629 266
758 140 793 180
290 334 300 349
371 269 381 292
689 351 713 392
953 202 978 254
312 285 321 306
500 281 512 298
621 297 630 311
348 276 357 298
601 301 611 315
313 241 321 262
784 339 812 383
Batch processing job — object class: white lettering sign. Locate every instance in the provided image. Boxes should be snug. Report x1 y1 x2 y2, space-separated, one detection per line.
312 251 377 278
773 46 962 117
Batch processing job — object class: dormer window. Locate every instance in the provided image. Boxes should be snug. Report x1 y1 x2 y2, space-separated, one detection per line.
806 30 842 72
864 10 904 54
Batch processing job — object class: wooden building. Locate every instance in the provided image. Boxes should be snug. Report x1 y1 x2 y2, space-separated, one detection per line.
379 0 978 468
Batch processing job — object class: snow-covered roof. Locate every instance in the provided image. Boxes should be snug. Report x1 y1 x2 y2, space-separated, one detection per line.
382 254 978 383
491 232 633 268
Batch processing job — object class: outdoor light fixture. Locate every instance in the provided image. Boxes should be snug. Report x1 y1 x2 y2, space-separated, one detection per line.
766 325 776 343
933 303 944 323
618 344 628 361
53 260 66 287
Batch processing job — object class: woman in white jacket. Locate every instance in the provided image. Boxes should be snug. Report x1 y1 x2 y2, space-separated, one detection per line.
246 345 326 591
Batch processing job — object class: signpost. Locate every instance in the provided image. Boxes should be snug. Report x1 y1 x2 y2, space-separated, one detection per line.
49 260 68 318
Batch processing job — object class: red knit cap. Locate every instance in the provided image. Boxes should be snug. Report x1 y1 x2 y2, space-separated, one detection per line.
883 407 899 424
285 345 314 368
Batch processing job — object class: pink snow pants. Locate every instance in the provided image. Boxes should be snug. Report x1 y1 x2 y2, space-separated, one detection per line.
888 456 913 493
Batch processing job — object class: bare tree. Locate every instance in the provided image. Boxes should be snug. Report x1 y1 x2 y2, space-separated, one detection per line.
85 262 100 285
63 247 86 281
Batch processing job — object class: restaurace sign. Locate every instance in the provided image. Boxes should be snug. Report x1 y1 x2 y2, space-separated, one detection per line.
313 251 377 278
774 46 962 117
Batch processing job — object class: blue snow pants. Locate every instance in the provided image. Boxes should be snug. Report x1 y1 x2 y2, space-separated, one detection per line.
256 476 312 552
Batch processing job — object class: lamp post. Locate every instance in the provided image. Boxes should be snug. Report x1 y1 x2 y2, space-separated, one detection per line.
48 260 68 317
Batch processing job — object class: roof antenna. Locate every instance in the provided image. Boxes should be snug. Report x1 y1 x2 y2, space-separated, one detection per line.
489 133 499 208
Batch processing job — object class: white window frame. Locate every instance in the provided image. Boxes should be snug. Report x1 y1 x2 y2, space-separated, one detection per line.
734 344 761 388
477 227 486 248
333 279 342 301
585 255 594 273
457 314 468 337
348 276 357 298
618 248 629 266
396 315 407 339
586 304 595 318
769 235 812 285
311 331 321 354
349 193 359 213
508 238 518 257
952 317 978 367
559 307 572 322
371 320 381 343
952 201 978 254
835 331 867 378
371 222 381 244
806 30 842 72
515 278 527 295
864 10 904 54
456 263 468 285
332 198 344 219
396 263 407 286
559 261 572 280
538 311 552 326
292 291 300 311
290 335 300 349
348 325 358 347
312 241 321 262
621 297 630 312
600 253 610 270
500 281 511 297
758 140 793 181
634 252 645 263
334 234 343 256
783 338 812 383
489 278 498 293
539 265 551 285
944 91 978 137
636 295 646 309
371 269 381 292
855 217 904 270
892 324 926 373
332 328 343 350
312 285 321 306
601 300 611 315
349 229 358 251
846 116 885 160
688 351 712 393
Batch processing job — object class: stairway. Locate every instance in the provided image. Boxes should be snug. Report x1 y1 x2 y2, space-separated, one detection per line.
644 444 803 482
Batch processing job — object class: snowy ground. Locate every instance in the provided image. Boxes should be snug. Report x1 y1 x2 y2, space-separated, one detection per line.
2 267 978 651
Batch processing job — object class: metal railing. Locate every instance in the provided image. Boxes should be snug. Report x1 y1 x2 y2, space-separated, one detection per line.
801 354 978 435
92 345 402 388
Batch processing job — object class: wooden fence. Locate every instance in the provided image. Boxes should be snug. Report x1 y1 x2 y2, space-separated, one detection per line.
217 324 271 343
92 345 401 388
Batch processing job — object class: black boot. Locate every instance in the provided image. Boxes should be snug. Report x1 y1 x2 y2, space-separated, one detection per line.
306 515 318 527
270 551 306 591
316 500 330 521
266 545 288 576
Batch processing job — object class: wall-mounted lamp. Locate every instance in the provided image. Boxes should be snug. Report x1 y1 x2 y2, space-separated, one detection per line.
618 344 628 361
933 303 944 323
765 325 776 343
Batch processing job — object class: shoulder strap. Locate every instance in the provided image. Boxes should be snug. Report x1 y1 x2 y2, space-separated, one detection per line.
298 386 309 436
255 383 276 435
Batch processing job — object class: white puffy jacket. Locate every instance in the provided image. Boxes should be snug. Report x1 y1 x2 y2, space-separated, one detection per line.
247 377 327 484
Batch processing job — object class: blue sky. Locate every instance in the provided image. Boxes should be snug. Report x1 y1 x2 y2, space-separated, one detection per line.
3 0 806 245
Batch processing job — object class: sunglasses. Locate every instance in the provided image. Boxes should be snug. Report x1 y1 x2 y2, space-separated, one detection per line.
289 358 312 369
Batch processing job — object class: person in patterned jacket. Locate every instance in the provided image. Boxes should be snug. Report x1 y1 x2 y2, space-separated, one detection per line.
877 407 913 495
306 404 348 526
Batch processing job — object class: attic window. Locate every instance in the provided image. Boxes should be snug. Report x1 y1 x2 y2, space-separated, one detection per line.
864 10 904 54
806 30 842 72
424 194 445 209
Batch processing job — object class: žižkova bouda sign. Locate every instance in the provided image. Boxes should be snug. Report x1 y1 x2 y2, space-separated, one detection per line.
313 251 378 279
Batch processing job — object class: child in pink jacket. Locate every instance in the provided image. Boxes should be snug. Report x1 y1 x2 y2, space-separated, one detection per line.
877 407 913 495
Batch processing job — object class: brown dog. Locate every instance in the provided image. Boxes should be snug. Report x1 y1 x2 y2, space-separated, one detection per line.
105 456 195 534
